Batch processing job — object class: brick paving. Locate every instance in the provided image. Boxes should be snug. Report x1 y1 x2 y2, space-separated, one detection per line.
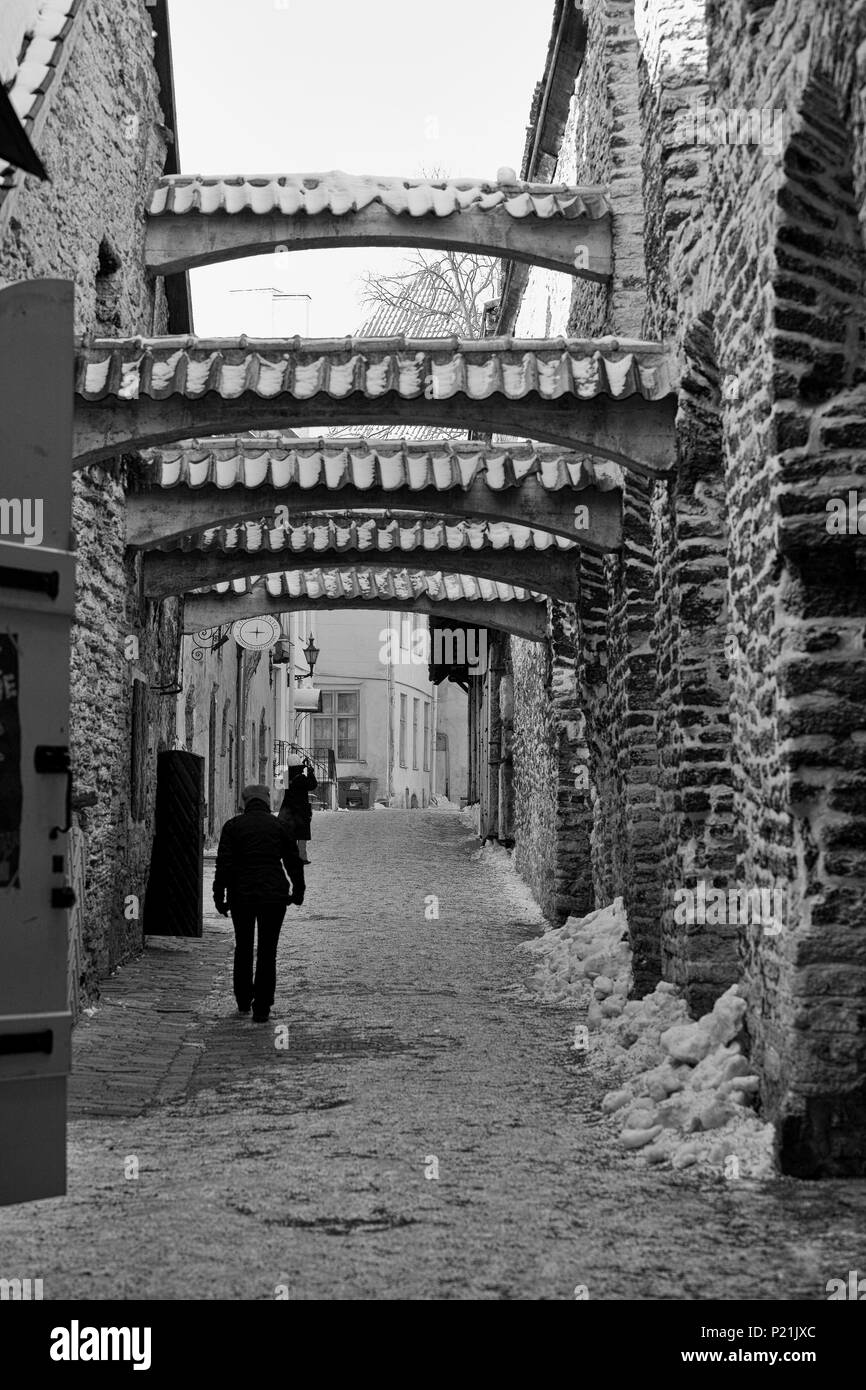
1 808 865 1300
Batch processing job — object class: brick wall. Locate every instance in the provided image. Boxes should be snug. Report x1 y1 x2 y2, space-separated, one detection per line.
508 0 866 1170
0 0 179 996
651 316 739 1014
510 0 663 954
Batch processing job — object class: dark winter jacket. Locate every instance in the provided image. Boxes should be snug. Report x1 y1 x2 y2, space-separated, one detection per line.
213 799 305 908
277 764 317 840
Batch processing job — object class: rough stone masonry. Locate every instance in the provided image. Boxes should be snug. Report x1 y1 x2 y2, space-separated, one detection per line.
502 0 866 1176
0 0 181 999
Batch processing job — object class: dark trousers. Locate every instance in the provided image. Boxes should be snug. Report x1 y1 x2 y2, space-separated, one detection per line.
230 901 287 1012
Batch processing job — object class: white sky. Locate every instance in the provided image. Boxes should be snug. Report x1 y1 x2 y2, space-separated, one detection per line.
167 0 554 337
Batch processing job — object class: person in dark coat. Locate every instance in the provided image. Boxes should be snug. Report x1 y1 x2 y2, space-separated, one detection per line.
277 753 317 864
213 783 305 1023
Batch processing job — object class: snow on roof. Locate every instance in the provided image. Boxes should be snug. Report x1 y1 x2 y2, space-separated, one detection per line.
0 0 43 83
76 335 676 404
140 437 622 494
149 172 610 222
0 0 80 192
159 515 580 557
204 569 545 605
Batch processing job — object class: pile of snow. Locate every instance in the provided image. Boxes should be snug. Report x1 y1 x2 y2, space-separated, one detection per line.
523 897 632 1011
428 795 462 811
460 802 481 835
522 897 774 1177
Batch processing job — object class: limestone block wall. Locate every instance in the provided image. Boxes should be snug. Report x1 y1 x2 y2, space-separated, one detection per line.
0 0 179 996
510 0 662 945
705 1 866 1174
512 629 558 918
651 317 739 1015
510 0 866 1170
631 0 866 1171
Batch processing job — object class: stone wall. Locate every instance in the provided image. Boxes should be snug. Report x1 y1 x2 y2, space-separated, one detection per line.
700 1 866 1174
512 626 555 917
0 0 179 996
507 0 866 1170
510 0 663 952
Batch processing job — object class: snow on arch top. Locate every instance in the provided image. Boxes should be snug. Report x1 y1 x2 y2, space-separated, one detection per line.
148 171 611 221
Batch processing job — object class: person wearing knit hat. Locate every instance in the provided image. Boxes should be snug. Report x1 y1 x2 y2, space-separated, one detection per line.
212 783 306 1023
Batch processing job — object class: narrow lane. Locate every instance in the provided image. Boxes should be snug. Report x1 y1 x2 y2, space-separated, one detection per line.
1 809 864 1300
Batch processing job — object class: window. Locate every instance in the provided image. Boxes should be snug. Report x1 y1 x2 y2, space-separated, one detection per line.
423 702 430 771
399 693 407 767
313 690 359 761
412 698 420 770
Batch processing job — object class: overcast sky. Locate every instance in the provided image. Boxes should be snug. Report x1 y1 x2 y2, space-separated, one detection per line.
167 0 554 337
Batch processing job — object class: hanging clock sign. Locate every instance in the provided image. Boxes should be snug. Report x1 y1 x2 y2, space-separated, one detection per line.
231 616 281 651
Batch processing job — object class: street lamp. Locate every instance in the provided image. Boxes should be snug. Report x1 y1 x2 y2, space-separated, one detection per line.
303 633 320 678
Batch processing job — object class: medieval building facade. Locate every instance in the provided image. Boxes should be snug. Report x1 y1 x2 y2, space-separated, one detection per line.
0 0 186 1000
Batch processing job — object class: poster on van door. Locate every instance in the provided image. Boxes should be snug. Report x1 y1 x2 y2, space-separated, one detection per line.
0 633 21 888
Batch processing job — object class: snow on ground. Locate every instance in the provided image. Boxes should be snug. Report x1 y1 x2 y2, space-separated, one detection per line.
520 897 774 1177
469 839 547 927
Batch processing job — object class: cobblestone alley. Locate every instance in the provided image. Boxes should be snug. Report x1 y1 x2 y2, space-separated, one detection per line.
2 809 865 1301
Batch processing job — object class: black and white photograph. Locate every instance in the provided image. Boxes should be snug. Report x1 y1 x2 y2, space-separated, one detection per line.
0 0 865 1350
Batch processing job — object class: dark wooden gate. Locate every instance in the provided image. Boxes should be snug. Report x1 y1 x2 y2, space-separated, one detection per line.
144 750 204 937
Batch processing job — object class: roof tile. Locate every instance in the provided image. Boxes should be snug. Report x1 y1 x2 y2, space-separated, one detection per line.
139 437 623 493
203 569 544 604
149 172 610 221
159 516 579 556
77 335 675 404
0 0 79 190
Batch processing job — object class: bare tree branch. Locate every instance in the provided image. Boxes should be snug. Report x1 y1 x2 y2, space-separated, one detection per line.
333 174 502 436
